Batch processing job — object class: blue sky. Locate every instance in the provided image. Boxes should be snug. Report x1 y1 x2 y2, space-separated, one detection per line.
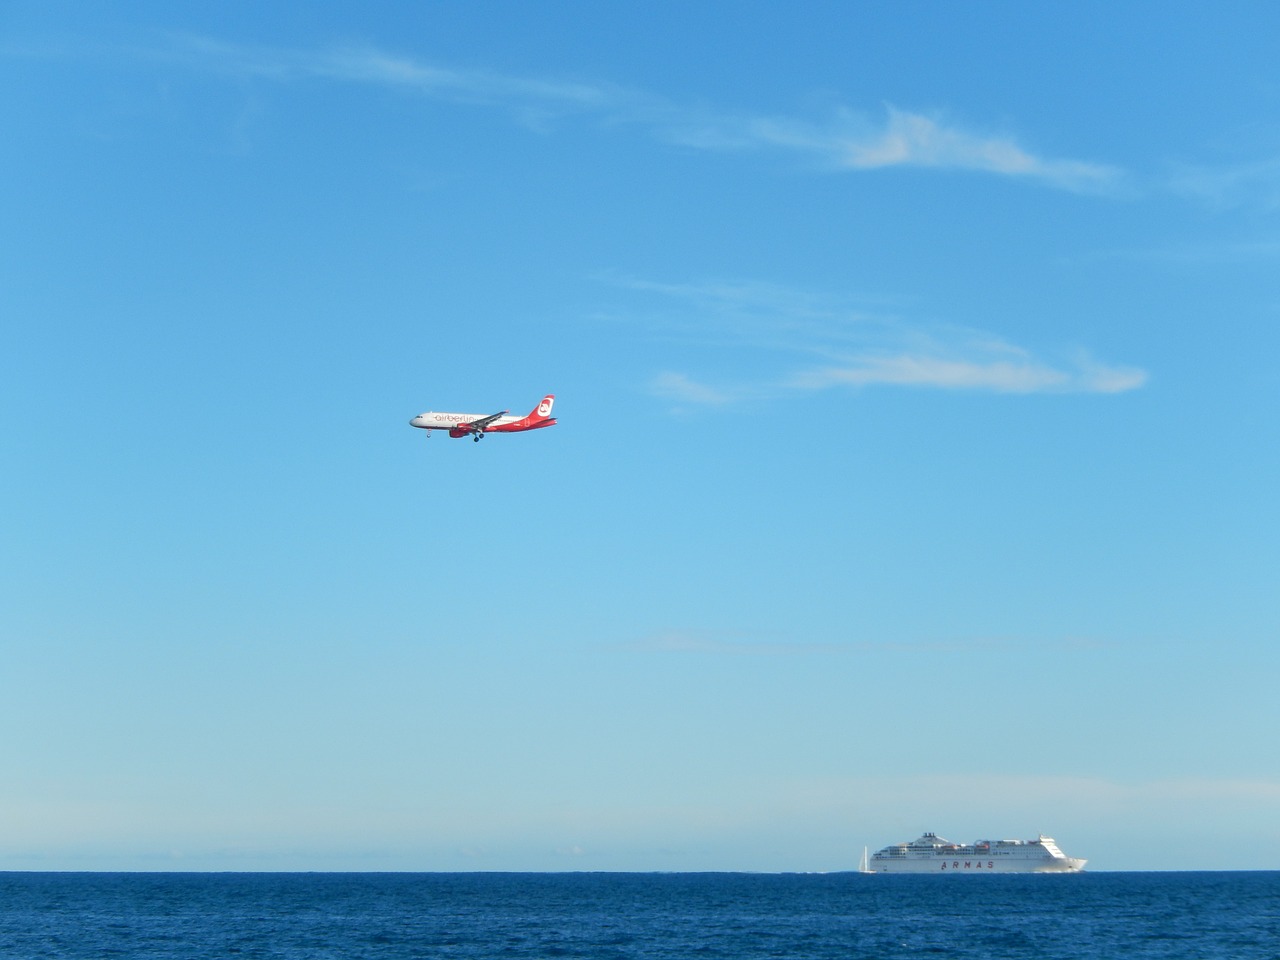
3 1 1279 871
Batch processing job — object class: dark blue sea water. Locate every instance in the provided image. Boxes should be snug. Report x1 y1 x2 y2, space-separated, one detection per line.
1 871 1277 959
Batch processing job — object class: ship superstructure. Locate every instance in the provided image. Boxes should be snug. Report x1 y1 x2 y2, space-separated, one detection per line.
869 832 1086 873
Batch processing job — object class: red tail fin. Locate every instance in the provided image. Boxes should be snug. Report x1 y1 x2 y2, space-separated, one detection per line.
489 394 557 433
530 394 555 421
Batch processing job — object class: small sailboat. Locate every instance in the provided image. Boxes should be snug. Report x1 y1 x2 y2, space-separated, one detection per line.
858 846 872 873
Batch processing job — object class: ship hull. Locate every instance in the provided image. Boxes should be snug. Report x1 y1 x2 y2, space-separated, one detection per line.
871 856 1087 874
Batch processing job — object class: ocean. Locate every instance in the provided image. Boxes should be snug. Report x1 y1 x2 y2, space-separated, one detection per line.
1 871 1277 959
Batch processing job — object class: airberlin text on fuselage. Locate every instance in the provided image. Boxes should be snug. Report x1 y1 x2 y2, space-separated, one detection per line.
423 413 479 424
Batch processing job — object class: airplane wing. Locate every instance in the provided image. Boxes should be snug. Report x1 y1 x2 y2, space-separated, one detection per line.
465 410 508 431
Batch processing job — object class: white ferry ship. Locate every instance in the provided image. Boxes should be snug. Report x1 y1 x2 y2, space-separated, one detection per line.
869 832 1086 873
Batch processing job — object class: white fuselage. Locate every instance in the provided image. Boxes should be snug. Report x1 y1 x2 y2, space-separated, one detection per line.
409 411 523 432
870 833 1086 874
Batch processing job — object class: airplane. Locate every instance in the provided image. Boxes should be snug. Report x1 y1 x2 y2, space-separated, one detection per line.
409 394 557 442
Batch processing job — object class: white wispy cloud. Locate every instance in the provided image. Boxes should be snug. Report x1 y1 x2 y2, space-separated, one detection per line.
840 107 1118 190
624 630 1106 656
814 773 1280 813
734 106 1120 192
625 630 846 656
149 35 1119 192
160 34 611 114
1166 155 1280 211
649 372 737 407
791 349 1148 395
617 276 1148 401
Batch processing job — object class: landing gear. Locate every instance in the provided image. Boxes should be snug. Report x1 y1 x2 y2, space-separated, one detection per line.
473 431 484 442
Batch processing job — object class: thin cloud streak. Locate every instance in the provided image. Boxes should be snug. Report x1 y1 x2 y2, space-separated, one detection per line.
624 631 1109 656
1083 238 1280 265
791 351 1148 395
154 36 1120 192
619 277 1148 401
1166 155 1280 211
163 35 611 110
841 107 1119 192
832 773 1280 810
650 372 736 407
738 107 1120 192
